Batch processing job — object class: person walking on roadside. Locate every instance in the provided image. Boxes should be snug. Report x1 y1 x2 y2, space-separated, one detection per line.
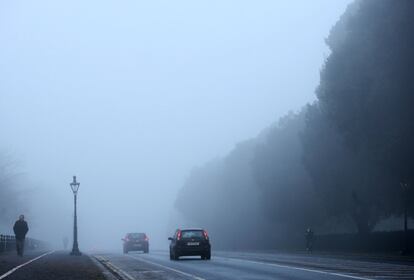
305 228 314 253
63 236 69 250
13 215 29 256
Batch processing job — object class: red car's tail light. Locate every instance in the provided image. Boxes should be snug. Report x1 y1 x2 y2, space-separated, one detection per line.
203 230 209 240
144 235 149 241
177 230 182 240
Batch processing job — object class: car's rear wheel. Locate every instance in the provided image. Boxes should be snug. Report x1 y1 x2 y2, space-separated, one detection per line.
144 247 149 253
123 248 128 254
173 250 179 260
204 251 211 260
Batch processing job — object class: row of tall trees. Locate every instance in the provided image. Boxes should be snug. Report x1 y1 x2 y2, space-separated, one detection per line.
305 0 414 233
174 0 414 248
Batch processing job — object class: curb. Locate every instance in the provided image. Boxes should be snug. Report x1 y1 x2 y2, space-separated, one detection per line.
93 255 135 280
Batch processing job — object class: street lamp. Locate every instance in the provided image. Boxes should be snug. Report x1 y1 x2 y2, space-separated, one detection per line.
70 175 81 256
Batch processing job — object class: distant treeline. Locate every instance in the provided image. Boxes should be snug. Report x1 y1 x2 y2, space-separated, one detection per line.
174 0 414 249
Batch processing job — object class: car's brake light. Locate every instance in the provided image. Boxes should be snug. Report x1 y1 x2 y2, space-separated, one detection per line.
203 230 209 240
177 230 182 240
144 235 149 241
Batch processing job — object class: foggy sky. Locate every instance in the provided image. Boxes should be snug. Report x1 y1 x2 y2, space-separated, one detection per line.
0 0 351 249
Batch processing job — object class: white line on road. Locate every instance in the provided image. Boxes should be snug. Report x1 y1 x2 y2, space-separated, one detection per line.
94 255 136 280
127 255 206 280
215 256 375 280
0 251 55 280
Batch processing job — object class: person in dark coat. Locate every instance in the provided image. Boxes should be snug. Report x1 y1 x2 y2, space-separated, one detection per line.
63 236 69 250
13 215 29 256
305 228 314 252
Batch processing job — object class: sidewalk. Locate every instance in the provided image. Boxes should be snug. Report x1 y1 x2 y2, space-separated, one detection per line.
215 250 414 279
223 249 414 266
0 251 106 280
300 250 414 266
0 251 46 276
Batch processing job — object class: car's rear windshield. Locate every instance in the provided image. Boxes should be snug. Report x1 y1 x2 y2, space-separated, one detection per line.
129 233 145 239
181 230 204 239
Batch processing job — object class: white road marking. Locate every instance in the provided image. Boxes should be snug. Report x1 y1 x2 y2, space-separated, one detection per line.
127 255 206 280
215 256 375 280
0 251 55 280
94 255 135 280
138 270 165 274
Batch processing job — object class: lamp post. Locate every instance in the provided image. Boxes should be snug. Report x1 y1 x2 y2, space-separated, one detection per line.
70 175 81 256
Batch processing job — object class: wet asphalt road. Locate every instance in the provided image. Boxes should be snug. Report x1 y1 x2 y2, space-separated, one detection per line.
93 250 414 280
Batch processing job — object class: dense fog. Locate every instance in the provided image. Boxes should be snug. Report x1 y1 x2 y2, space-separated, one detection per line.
176 0 414 250
1 0 386 251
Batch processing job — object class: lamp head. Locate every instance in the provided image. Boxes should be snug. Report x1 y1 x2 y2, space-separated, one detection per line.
70 175 80 194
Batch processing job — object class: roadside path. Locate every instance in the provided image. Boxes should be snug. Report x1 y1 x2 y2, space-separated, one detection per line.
0 251 106 280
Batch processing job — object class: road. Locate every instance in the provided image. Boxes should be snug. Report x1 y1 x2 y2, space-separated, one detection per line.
93 250 414 280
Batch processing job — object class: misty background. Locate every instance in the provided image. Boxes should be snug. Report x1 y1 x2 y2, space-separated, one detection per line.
1 0 353 250
174 0 414 251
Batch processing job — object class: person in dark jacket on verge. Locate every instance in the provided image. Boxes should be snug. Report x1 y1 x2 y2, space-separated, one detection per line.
13 215 29 256
305 228 314 253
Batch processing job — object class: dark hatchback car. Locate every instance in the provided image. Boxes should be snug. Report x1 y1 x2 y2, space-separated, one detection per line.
122 233 149 254
168 228 211 260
